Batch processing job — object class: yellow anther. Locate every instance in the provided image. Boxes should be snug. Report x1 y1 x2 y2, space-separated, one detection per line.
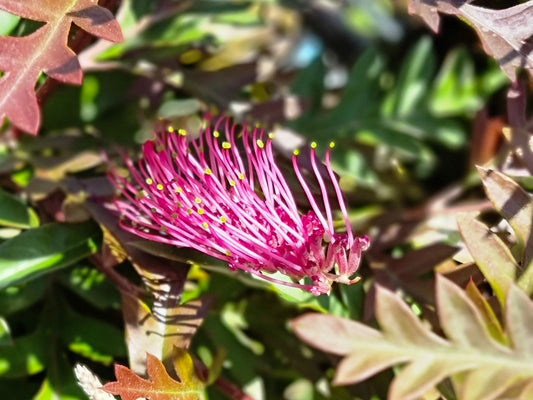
187 208 193 215
151 207 157 213
220 216 227 223
177 201 183 208
225 250 232 256
171 212 178 219
156 183 164 190
311 142 317 149
293 149 300 156
160 225 167 232
136 190 146 199
195 197 202 204
156 144 165 152
145 178 153 185
178 128 187 136
255 123 261 128
204 168 212 175
268 132 274 139
229 180 236 187
213 131 220 138
256 139 265 149
168 126 175 133
202 222 209 229
198 208 205 215
175 187 183 194
329 141 335 148
222 141 231 149
238 173 245 180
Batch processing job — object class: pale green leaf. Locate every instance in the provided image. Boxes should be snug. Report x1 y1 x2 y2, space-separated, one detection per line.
390 358 471 400
437 275 504 351
376 286 448 348
293 278 533 400
477 166 533 274
456 212 517 306
461 367 525 400
506 285 533 357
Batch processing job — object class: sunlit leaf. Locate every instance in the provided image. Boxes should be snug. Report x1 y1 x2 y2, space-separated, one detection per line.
103 350 206 400
0 221 101 289
0 0 123 134
456 212 517 306
293 276 533 400
408 0 533 81
0 188 39 229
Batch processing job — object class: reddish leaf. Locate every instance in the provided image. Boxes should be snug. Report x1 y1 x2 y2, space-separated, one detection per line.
408 0 533 81
0 0 123 134
103 350 205 400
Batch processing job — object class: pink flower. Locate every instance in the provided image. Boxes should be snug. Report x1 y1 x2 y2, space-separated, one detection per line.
109 116 369 295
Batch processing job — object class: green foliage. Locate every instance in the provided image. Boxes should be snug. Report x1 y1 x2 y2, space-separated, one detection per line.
0 0 533 399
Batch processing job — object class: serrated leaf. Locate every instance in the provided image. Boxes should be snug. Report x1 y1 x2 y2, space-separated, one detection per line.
0 0 123 134
103 351 205 400
408 0 533 81
437 276 504 351
506 285 533 357
456 212 517 306
0 221 101 290
293 276 533 400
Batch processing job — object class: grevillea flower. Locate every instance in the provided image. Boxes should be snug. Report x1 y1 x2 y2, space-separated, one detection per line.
108 116 369 295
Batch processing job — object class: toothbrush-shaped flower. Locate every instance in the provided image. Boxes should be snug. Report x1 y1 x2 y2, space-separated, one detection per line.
109 116 369 295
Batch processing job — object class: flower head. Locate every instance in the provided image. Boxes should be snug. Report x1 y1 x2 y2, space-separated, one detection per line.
109 116 369 295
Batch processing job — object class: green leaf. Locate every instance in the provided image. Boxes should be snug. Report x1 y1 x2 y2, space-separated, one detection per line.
382 36 435 118
0 331 48 378
0 222 101 290
0 279 47 315
34 350 85 400
61 304 127 365
0 188 39 229
0 317 10 345
0 10 20 35
456 212 517 306
58 265 121 310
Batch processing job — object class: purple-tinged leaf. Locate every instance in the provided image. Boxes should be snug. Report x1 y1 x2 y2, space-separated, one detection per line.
335 351 410 386
294 277 533 399
408 0 533 81
291 313 381 356
462 367 526 400
506 285 533 357
0 0 123 134
390 358 471 400
375 286 448 348
456 212 517 306
437 275 506 352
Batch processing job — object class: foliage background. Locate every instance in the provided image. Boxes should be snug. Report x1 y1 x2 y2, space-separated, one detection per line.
0 0 532 399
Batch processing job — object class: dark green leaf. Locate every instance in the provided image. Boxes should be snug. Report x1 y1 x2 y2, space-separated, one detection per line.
0 222 101 290
0 188 39 229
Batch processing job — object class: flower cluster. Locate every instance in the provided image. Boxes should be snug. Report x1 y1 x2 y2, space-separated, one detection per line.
109 116 369 295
